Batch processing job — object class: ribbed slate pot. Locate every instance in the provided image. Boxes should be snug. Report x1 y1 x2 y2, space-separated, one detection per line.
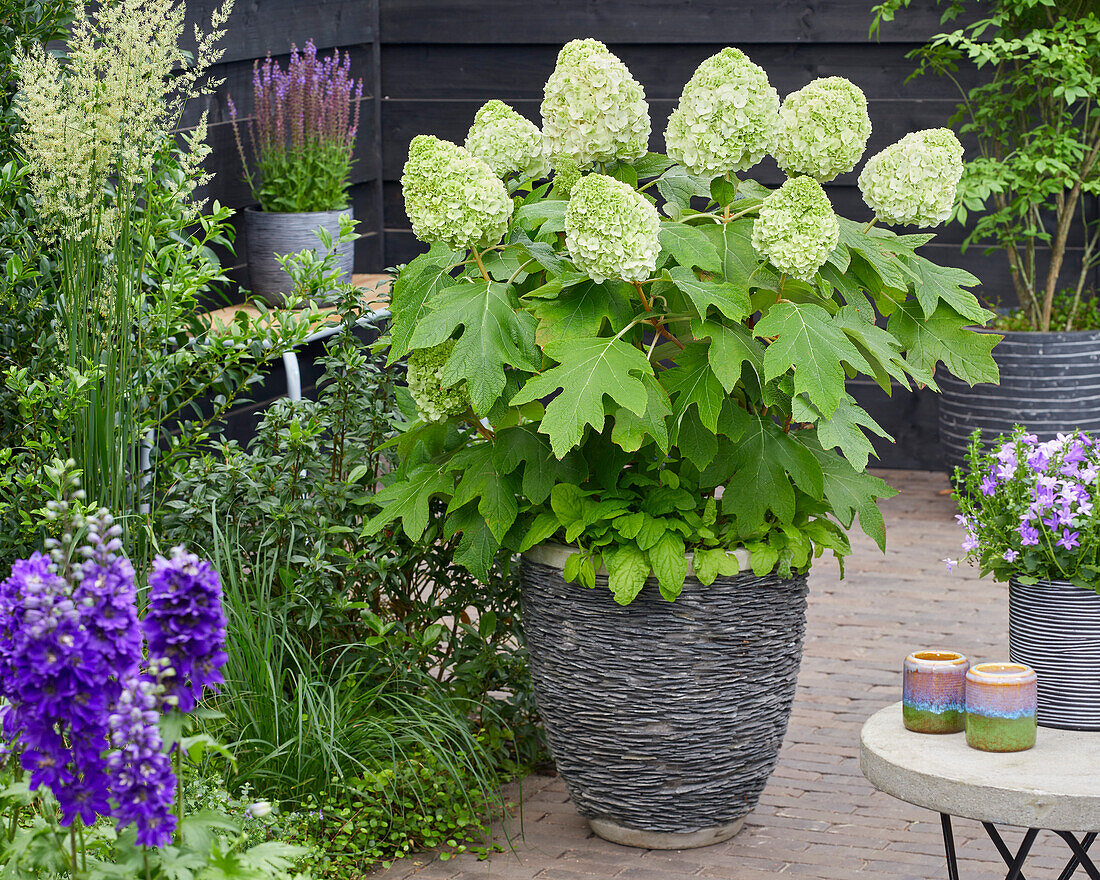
243 208 353 306
938 328 1100 472
1009 577 1100 731
520 543 809 849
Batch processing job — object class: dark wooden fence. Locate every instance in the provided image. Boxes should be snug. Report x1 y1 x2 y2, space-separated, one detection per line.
182 0 1097 468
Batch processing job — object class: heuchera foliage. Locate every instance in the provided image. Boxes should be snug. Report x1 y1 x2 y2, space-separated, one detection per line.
368 41 1001 605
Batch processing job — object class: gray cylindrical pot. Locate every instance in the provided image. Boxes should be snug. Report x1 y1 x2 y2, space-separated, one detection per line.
938 328 1100 473
520 543 809 849
1009 577 1100 731
243 207 354 307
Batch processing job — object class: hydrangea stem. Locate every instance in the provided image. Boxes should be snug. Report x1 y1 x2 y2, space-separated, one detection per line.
471 248 492 284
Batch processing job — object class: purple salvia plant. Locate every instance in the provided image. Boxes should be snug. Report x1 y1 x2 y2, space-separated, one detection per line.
229 39 363 212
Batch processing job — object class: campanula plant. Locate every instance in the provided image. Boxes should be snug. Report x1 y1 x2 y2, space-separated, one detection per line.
955 429 1100 591
229 40 363 213
368 40 1002 605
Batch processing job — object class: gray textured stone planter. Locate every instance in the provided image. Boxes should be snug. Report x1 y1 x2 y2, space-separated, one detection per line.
520 543 809 849
938 328 1100 473
243 207 353 306
1009 577 1100 731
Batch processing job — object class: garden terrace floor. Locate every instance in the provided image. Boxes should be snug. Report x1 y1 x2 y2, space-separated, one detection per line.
379 468 1081 880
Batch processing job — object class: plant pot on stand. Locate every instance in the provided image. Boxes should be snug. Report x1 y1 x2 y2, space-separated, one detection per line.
520 544 809 849
243 208 354 307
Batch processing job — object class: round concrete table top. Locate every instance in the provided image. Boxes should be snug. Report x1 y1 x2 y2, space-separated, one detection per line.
861 702 1100 831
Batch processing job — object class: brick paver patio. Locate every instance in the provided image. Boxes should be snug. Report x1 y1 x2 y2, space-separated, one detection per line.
382 469 1077 879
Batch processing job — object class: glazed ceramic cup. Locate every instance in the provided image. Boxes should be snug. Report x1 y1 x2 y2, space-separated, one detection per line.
965 662 1038 752
903 650 969 733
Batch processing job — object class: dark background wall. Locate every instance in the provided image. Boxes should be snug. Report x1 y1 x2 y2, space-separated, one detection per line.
180 0 1097 469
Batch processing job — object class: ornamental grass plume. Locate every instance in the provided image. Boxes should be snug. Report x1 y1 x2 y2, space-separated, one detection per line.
664 47 780 176
859 128 964 227
229 39 363 213
407 340 472 422
464 100 550 181
14 0 231 242
751 175 839 282
401 134 512 249
773 77 871 183
541 38 650 167
565 173 661 284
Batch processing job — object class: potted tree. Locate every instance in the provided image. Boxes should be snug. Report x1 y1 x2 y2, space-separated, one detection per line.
367 40 999 848
229 40 362 306
873 1 1100 470
955 427 1100 731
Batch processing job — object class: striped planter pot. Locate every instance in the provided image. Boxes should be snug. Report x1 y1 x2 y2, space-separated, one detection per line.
937 329 1100 473
1009 577 1100 731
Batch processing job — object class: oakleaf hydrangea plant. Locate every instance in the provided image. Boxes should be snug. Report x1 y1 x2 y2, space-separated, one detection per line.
955 429 1100 592
369 40 1001 605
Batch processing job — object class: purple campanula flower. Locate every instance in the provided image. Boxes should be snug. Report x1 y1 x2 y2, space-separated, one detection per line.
1064 443 1087 466
142 547 227 713
106 675 177 847
1058 529 1081 551
1019 523 1040 546
1042 511 1063 532
961 534 979 552
942 557 958 572
1028 449 1049 472
980 473 998 496
1003 549 1020 563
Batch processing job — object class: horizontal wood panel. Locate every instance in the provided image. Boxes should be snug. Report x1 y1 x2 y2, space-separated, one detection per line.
380 0 950 44
381 42 978 102
184 0 377 67
379 97 958 181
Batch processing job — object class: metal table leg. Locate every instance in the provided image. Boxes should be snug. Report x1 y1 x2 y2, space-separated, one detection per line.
941 814 960 880
942 815 1100 880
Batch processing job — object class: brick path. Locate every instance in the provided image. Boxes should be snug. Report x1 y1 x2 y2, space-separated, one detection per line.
382 469 1080 879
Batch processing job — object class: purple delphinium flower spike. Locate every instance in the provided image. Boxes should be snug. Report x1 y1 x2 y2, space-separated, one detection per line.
142 547 228 713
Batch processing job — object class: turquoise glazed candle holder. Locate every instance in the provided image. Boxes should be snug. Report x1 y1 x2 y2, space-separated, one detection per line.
965 662 1038 753
902 650 969 733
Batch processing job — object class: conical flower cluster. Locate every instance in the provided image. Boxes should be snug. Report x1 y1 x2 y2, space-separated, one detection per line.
751 176 839 281
565 173 660 283
859 128 964 227
541 39 650 166
664 48 780 176
407 340 472 422
773 77 871 183
401 135 513 249
464 100 550 181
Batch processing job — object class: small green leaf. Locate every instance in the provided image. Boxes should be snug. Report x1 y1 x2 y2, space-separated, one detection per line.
606 544 650 604
648 530 687 601
666 265 750 321
519 511 563 552
659 222 723 273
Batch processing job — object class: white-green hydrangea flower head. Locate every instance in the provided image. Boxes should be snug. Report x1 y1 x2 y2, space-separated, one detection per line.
541 39 650 166
406 340 471 423
773 77 871 183
664 47 780 176
751 176 839 282
401 135 512 249
551 154 582 195
464 100 550 181
565 173 660 283
858 128 964 227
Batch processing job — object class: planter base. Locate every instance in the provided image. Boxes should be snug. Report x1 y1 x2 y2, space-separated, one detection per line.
588 817 745 850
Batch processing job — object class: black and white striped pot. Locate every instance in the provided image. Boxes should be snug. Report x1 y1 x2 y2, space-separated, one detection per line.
938 329 1100 473
1009 577 1100 731
520 543 809 849
243 207 354 307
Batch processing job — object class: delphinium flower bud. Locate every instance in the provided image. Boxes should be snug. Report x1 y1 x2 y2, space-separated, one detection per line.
858 128 964 227
751 176 839 282
773 77 871 183
406 340 472 423
565 173 660 284
401 135 513 249
464 100 550 181
541 39 650 166
142 547 228 713
106 675 177 847
664 47 780 176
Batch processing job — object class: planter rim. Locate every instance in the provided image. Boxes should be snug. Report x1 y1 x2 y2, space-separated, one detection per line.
1009 574 1100 592
524 541 753 579
243 205 351 218
972 326 1100 343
